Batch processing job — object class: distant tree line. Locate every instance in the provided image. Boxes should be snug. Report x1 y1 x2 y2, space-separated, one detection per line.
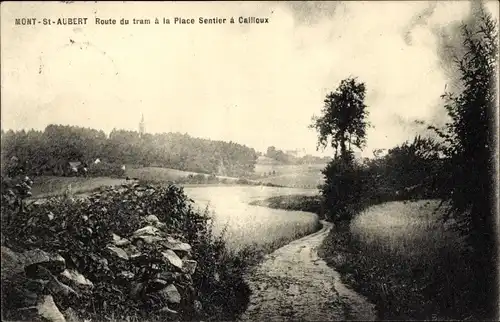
0 125 258 178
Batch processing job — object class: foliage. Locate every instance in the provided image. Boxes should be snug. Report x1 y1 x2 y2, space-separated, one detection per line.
1 156 33 233
249 194 325 218
320 153 365 224
310 78 371 224
361 136 447 201
2 169 251 321
1 125 258 178
87 161 125 178
310 77 370 157
427 5 498 316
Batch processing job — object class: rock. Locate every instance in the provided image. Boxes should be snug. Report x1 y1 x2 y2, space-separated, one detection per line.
162 250 183 269
182 260 197 275
21 249 66 274
157 271 182 282
163 237 192 252
37 295 66 322
1 246 25 279
112 233 130 246
107 246 129 260
146 278 169 293
47 276 80 299
144 214 160 224
133 225 159 236
60 269 93 288
158 284 181 304
25 278 50 294
63 307 80 322
145 215 167 228
135 235 165 244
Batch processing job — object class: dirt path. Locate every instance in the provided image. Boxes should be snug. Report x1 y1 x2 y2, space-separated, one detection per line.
238 221 376 321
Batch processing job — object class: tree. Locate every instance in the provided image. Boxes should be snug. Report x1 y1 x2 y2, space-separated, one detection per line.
311 77 370 223
310 77 370 159
430 5 498 317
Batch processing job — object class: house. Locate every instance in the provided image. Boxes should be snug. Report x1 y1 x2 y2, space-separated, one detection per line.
94 158 101 164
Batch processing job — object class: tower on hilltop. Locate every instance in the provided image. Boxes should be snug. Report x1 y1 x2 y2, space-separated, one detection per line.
139 113 145 137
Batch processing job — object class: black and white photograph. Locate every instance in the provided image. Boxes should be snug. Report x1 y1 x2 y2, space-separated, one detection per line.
1 1 499 321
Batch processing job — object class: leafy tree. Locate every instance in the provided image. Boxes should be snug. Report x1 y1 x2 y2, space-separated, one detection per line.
311 77 370 223
310 77 370 159
429 5 498 317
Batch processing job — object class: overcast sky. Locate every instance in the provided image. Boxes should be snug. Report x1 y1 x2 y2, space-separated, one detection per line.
1 1 498 157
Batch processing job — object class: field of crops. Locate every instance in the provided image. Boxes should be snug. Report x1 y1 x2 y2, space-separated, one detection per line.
184 186 321 251
326 199 471 319
350 199 464 257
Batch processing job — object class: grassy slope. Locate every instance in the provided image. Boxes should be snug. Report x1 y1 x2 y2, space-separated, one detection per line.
318 200 481 320
125 167 241 183
30 176 128 198
251 163 326 189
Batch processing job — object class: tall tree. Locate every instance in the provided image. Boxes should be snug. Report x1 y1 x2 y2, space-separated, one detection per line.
311 77 370 223
310 77 370 159
430 4 498 317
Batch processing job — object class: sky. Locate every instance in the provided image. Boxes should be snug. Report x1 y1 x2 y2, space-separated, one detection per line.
1 1 499 157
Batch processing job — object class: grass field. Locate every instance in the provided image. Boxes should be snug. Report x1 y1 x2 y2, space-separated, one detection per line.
125 167 241 182
251 163 326 189
350 200 464 257
30 176 128 198
319 199 477 320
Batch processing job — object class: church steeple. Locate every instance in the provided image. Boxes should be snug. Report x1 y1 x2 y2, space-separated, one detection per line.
139 113 145 137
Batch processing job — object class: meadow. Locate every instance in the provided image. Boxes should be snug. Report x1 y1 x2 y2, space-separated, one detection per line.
125 166 240 183
319 199 473 320
30 176 128 198
251 163 326 189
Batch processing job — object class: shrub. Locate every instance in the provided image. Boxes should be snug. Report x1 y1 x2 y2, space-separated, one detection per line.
1 179 250 321
87 162 125 178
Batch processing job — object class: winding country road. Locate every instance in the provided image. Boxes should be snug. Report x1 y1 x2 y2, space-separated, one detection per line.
238 221 376 321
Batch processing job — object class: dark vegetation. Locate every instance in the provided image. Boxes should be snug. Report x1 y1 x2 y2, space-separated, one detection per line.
1 158 256 321
1 126 258 178
249 195 324 217
308 5 497 320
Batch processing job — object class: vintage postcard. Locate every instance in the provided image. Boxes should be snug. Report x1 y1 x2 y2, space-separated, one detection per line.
1 1 499 321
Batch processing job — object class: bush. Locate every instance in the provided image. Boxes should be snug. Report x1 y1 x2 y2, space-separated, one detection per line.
1 179 250 321
250 195 325 218
87 162 125 178
320 154 365 223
